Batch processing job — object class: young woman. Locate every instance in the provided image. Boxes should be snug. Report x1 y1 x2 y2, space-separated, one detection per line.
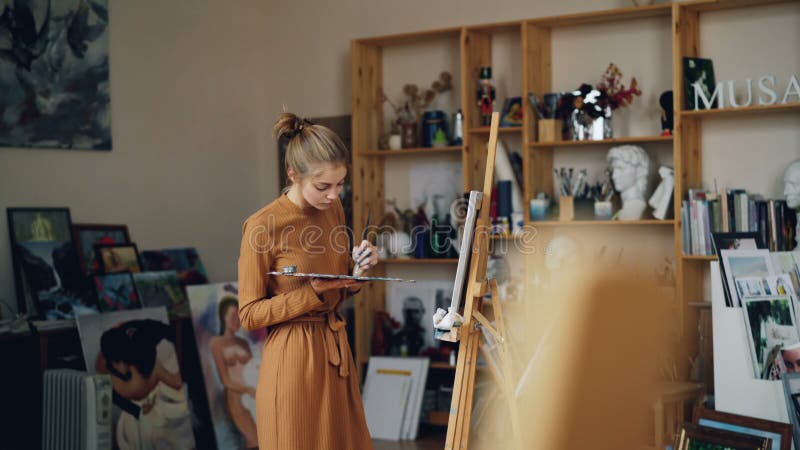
237 112 377 450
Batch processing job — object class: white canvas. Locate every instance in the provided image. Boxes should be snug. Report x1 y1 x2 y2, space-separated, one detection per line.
721 249 775 307
363 370 411 441
363 356 430 440
712 263 789 423
76 307 196 450
187 282 263 450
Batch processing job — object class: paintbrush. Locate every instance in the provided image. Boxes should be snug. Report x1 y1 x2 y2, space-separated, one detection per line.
353 208 371 276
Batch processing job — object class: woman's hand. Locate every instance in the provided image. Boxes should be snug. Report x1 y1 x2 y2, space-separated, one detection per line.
310 278 368 295
352 240 378 276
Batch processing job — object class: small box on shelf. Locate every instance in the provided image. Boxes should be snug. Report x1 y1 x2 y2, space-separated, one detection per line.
559 196 574 222
537 119 563 142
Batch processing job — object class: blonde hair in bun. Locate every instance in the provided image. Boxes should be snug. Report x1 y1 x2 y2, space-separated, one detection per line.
274 112 349 193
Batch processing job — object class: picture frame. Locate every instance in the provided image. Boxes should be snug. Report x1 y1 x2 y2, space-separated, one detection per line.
499 96 523 127
719 248 774 308
133 270 189 318
140 248 209 286
683 57 717 110
6 207 94 318
92 272 141 312
741 295 799 380
712 232 764 307
674 423 771 450
449 191 481 322
95 243 142 274
781 372 800 450
692 405 791 450
72 224 131 275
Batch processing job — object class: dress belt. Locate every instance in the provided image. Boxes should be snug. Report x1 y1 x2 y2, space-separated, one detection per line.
283 311 350 378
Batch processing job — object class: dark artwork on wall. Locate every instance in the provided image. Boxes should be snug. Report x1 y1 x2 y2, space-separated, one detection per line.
0 0 112 150
277 115 353 229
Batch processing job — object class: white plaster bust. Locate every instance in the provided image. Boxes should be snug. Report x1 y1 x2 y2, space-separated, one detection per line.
648 166 675 220
783 160 800 250
607 145 650 220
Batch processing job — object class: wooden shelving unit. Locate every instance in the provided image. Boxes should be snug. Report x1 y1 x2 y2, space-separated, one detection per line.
531 219 675 227
680 103 800 118
529 135 673 148
360 146 463 157
379 258 459 265
351 0 799 392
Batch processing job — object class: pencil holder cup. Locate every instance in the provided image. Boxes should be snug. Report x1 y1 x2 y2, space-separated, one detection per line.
529 198 550 221
558 196 574 222
537 119 563 142
594 201 613 220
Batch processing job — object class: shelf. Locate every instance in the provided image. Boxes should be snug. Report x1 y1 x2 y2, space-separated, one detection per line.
529 135 673 148
430 362 457 370
426 411 450 426
529 2 672 27
683 0 796 13
468 126 522 134
688 302 712 309
682 254 717 261
355 26 462 47
360 146 463 156
379 258 459 264
680 103 800 118
530 219 675 227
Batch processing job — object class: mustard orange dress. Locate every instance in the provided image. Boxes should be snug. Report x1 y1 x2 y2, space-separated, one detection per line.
237 194 373 450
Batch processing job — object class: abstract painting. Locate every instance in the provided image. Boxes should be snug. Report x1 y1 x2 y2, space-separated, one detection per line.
0 0 112 149
187 282 265 450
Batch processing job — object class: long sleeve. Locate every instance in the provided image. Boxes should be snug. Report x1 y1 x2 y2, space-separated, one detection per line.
237 219 322 331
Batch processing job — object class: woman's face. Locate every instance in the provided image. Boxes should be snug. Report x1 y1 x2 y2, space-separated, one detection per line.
225 305 240 333
294 163 347 210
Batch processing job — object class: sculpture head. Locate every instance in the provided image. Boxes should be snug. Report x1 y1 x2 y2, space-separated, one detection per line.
784 160 800 209
607 145 650 196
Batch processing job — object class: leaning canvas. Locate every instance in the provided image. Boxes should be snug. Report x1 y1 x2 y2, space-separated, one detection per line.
187 282 264 450
76 307 196 450
741 296 800 380
0 0 111 149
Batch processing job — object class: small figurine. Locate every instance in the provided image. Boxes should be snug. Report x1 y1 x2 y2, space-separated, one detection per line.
476 67 496 126
659 91 674 136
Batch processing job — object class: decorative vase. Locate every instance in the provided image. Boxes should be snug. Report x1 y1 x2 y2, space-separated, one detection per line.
570 107 613 141
401 122 418 148
388 134 402 150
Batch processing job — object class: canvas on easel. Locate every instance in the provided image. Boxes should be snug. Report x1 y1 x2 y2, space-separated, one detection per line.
440 113 521 449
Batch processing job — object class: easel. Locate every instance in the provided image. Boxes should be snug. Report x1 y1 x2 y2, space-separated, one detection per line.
443 112 520 449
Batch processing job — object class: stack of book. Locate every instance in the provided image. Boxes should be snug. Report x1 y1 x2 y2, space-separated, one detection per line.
681 188 797 255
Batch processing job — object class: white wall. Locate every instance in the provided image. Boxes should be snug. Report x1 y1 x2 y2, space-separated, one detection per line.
0 0 270 315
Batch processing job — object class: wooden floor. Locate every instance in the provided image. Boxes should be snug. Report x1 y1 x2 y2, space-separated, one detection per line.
373 431 445 450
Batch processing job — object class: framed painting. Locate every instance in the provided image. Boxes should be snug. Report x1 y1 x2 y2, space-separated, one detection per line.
92 272 141 312
692 406 791 450
674 423 771 450
712 232 764 307
6 207 95 318
72 224 131 275
95 243 142 274
140 248 208 286
134 270 189 318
